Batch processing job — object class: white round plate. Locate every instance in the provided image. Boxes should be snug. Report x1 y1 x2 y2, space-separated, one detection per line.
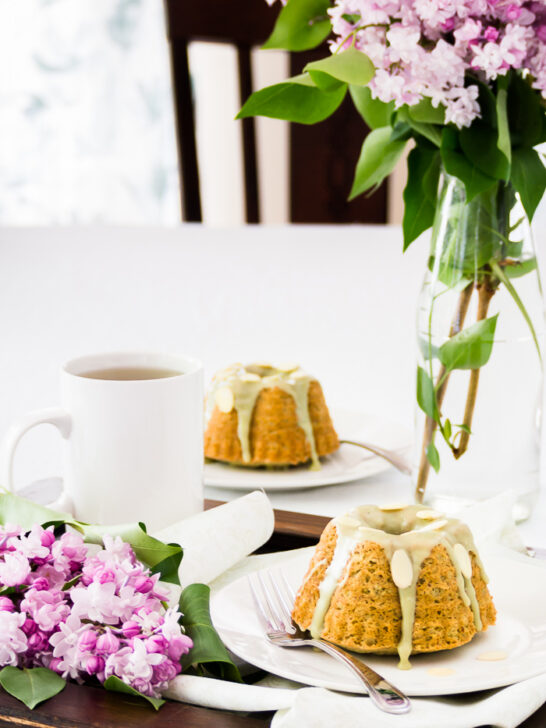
204 409 412 491
211 549 546 696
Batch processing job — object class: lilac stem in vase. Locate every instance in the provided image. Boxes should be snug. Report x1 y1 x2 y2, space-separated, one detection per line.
414 282 473 503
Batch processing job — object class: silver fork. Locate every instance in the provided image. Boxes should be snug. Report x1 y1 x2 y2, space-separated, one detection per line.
339 438 412 476
248 570 411 715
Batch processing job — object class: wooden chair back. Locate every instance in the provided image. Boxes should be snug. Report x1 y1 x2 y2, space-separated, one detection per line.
164 0 387 224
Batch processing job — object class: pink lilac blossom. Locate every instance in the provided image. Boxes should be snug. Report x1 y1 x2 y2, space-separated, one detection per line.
0 611 27 666
308 0 546 127
0 523 191 699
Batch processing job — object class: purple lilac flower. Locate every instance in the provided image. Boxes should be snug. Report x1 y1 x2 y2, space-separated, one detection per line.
0 611 27 666
0 552 31 587
0 524 193 699
282 0 546 127
104 639 169 698
0 597 15 612
21 588 70 632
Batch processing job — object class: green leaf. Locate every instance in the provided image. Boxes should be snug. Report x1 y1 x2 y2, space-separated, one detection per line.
408 98 445 125
439 315 499 371
460 121 510 181
104 676 165 711
237 73 346 125
349 126 406 199
496 79 511 169
0 493 183 585
403 145 439 249
416 367 437 421
410 122 442 147
397 107 442 146
418 336 440 362
62 575 81 591
510 147 546 221
426 442 440 473
263 0 332 51
305 48 374 89
81 522 182 585
422 152 441 202
443 419 452 441
301 69 343 92
507 72 543 148
441 127 497 201
179 584 242 682
390 121 412 143
349 85 394 129
0 667 65 710
503 257 537 279
490 259 543 365
475 80 497 127
0 491 73 530
506 238 523 256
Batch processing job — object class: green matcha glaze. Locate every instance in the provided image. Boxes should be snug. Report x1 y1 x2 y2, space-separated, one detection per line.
303 505 489 669
207 363 320 467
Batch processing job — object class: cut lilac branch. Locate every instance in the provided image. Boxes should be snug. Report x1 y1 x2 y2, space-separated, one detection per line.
452 278 497 458
415 282 474 503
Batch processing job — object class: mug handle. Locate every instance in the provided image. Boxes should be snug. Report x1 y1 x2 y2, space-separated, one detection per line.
0 407 72 495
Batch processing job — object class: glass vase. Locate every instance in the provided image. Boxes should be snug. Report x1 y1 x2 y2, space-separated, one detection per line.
413 172 545 521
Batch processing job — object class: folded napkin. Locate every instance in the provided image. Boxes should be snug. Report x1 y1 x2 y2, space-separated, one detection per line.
458 490 527 553
164 675 296 711
271 675 546 728
161 491 546 728
153 490 275 587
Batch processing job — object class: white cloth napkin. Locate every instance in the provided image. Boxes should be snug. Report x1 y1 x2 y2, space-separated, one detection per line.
162 491 546 727
153 490 274 587
163 675 296 711
271 675 546 728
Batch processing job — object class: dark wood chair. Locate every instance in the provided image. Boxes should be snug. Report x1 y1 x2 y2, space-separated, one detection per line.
164 0 387 225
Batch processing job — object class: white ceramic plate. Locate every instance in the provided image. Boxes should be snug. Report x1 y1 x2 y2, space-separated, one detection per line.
211 549 546 696
204 409 412 491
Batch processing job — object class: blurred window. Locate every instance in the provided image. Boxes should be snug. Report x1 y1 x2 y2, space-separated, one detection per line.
0 0 180 224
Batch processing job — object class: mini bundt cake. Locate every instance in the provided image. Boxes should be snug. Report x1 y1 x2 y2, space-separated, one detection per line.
204 362 339 468
292 504 496 669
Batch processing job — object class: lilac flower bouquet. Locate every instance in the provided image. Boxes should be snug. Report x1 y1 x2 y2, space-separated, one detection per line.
240 0 546 505
0 494 239 710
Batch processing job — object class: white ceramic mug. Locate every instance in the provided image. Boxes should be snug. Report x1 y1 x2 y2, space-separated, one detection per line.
0 352 204 530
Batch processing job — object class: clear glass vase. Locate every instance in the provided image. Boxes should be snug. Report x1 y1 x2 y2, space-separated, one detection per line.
413 172 545 521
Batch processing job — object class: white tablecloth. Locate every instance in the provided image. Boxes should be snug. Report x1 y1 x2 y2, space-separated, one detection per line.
1 224 545 547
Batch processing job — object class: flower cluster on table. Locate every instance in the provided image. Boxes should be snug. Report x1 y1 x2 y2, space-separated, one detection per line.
0 523 192 700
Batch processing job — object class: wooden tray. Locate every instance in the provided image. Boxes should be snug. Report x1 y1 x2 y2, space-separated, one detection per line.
0 502 543 728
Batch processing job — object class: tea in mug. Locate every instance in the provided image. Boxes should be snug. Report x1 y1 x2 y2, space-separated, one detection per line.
79 367 182 381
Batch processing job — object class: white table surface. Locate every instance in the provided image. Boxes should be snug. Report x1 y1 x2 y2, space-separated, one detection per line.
1 224 545 547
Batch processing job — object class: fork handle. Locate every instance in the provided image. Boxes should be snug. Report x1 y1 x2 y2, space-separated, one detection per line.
339 439 412 476
309 638 411 714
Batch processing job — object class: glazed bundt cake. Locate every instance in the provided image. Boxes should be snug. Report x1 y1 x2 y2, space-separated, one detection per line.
292 504 496 669
204 362 339 468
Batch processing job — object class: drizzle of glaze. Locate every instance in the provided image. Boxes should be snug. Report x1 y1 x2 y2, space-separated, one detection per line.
427 667 456 677
306 505 489 670
206 363 320 468
476 650 508 662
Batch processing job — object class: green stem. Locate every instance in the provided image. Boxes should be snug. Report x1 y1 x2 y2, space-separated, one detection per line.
452 278 496 459
415 282 474 503
434 369 450 392
490 259 543 367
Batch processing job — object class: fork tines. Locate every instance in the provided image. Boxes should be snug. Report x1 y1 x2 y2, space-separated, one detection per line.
248 569 296 635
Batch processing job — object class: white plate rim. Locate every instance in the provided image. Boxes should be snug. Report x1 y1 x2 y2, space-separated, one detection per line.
210 549 546 696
